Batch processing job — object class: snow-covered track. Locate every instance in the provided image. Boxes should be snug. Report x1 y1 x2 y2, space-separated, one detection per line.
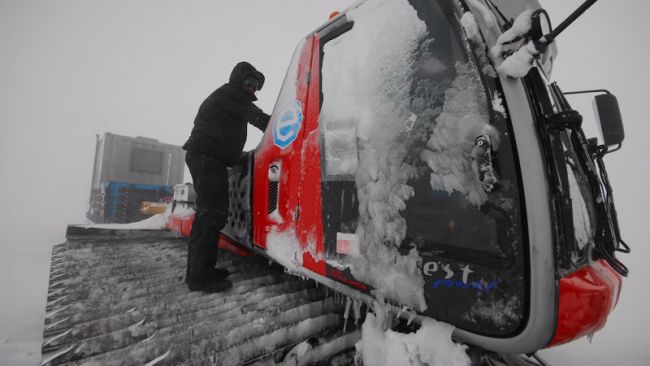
41 228 360 365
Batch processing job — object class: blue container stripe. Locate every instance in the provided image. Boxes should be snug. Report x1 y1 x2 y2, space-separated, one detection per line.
102 181 173 221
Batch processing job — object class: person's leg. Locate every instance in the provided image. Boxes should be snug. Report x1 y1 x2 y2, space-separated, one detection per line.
185 152 231 291
189 208 226 278
185 152 201 283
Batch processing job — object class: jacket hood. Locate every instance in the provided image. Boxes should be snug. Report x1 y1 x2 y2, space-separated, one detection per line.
229 62 265 90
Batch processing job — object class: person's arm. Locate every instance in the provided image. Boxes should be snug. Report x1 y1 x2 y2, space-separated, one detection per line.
251 111 270 131
247 104 270 132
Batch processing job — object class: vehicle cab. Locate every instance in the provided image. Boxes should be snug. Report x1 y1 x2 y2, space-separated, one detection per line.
171 0 628 354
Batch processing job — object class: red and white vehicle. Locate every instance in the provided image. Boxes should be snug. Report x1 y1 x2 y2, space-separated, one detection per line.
168 0 628 354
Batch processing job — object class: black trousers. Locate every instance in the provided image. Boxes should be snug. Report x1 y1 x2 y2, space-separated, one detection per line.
185 151 229 283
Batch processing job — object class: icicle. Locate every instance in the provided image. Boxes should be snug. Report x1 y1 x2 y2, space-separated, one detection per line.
353 299 363 326
587 332 596 343
407 312 416 326
397 306 405 319
343 297 352 331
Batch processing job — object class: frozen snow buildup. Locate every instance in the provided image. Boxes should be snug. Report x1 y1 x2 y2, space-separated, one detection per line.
355 301 471 366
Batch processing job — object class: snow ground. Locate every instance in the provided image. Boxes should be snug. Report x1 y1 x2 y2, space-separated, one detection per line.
79 213 168 230
0 239 52 365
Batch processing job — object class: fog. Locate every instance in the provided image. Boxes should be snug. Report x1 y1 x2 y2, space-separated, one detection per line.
0 0 648 365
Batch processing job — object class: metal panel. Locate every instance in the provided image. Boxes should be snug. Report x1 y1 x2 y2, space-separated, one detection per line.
92 132 185 187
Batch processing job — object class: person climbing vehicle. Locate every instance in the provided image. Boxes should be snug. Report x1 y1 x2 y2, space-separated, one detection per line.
183 61 270 292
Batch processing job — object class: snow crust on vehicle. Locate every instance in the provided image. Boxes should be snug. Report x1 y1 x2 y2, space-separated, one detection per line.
466 296 521 329
356 301 470 366
172 206 195 218
320 0 428 311
567 164 594 250
267 229 305 273
497 42 540 78
461 10 497 79
81 213 168 230
419 62 499 206
490 9 541 78
268 38 305 137
461 12 481 42
465 0 497 29
491 91 507 118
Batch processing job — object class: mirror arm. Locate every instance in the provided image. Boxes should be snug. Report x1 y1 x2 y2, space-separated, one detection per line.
604 143 622 155
564 89 611 96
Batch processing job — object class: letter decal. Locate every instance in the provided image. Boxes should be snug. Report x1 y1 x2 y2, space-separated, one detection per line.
423 262 438 276
442 264 454 279
460 265 474 284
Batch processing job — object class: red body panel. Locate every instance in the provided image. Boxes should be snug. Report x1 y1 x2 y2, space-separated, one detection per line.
549 259 622 347
165 214 253 256
166 214 193 238
252 37 315 250
218 235 254 257
296 34 327 276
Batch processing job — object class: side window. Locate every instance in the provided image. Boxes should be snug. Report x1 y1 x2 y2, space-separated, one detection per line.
319 23 356 180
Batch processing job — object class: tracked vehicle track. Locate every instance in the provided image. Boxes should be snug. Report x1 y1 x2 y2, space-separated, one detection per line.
41 229 360 365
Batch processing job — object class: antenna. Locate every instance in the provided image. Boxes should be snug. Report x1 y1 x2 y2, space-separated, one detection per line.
539 0 598 47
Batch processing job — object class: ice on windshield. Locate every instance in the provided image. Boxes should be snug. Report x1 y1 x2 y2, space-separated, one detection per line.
419 62 498 206
490 9 542 78
319 0 505 310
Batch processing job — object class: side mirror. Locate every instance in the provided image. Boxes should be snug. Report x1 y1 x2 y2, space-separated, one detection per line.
593 93 624 148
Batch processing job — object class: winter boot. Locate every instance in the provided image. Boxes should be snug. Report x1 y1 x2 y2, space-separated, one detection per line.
211 267 230 279
186 278 233 293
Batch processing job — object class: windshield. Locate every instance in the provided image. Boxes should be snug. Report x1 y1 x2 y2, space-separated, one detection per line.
319 0 527 335
321 0 524 266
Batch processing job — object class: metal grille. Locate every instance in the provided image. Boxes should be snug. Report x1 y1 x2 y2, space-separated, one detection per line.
268 181 279 214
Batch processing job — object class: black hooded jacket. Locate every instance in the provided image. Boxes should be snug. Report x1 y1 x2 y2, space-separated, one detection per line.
183 62 270 166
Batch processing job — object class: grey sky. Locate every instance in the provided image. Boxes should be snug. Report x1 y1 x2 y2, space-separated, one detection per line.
1 0 648 365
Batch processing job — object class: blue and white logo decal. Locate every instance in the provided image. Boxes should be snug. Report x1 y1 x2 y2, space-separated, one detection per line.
273 100 303 149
